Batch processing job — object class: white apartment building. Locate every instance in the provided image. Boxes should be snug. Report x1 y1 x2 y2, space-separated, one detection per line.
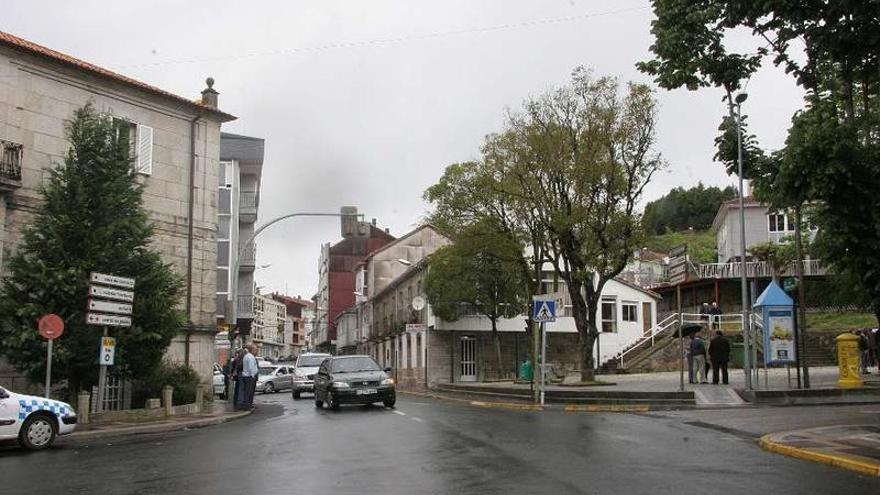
252 294 287 359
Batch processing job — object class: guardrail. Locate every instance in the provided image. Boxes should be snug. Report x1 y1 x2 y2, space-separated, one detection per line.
617 313 680 368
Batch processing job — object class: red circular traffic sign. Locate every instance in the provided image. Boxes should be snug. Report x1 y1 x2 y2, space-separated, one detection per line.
38 314 64 340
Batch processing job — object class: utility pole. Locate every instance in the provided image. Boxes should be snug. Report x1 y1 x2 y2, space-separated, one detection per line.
794 207 810 388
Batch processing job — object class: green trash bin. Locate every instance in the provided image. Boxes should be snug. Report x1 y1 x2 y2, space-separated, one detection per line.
519 359 533 381
730 342 745 369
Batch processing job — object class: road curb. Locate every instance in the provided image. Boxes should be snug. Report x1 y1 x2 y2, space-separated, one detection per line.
759 434 880 477
401 390 659 413
67 409 252 442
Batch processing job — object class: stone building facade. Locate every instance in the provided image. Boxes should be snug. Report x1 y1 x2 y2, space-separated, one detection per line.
0 31 235 381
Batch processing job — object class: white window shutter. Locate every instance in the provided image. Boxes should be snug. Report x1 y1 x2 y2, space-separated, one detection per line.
136 124 153 175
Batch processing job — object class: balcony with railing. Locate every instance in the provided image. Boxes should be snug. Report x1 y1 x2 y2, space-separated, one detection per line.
239 191 258 220
697 259 827 280
237 294 255 319
239 243 256 271
0 140 23 191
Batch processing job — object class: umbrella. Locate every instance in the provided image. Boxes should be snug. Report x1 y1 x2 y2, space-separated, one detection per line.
680 323 705 337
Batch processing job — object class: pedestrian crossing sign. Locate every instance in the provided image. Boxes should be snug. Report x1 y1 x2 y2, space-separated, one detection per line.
532 299 556 323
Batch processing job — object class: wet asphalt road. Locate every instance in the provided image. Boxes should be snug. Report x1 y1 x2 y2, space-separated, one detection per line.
0 393 877 495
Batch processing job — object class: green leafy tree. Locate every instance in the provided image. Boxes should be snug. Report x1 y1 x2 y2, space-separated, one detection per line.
639 1 880 325
425 219 529 376
642 183 737 234
491 69 663 381
0 104 184 393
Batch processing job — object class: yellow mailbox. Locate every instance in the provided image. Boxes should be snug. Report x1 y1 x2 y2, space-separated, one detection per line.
836 333 864 389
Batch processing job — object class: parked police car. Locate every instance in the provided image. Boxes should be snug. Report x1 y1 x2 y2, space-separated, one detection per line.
0 385 77 450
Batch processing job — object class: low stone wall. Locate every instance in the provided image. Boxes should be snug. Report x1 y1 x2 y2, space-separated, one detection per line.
77 384 206 425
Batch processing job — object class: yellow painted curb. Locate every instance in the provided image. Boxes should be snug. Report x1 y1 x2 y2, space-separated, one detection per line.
759 435 880 477
564 404 650 413
469 400 544 412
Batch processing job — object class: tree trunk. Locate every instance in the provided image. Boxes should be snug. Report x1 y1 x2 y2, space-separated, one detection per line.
567 280 595 382
491 317 504 379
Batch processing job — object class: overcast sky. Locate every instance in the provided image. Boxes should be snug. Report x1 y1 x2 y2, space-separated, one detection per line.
4 1 804 298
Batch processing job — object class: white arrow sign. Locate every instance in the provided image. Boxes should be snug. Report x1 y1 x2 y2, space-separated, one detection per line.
86 313 132 327
88 299 133 315
89 285 134 303
90 272 135 289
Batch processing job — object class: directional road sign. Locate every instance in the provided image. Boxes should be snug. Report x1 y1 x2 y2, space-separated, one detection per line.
89 285 134 303
87 313 132 327
533 299 556 323
90 272 135 289
88 299 133 315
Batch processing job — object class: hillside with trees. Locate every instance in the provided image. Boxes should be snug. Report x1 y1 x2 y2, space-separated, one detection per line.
642 183 736 235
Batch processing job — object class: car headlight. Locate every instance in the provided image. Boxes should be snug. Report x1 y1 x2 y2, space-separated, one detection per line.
331 381 350 389
381 378 394 386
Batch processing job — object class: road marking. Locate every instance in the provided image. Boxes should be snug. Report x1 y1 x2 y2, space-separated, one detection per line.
410 417 423 423
393 410 406 416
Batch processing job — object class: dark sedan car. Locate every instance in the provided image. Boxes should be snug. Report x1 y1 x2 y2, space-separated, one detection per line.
313 355 396 410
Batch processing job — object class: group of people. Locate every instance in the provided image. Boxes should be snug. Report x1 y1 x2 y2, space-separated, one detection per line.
222 344 260 411
687 330 731 385
856 328 880 376
699 301 723 330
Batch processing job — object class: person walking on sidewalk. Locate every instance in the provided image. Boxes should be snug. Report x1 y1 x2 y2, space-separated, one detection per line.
690 333 709 384
709 302 722 330
238 345 258 411
686 334 696 384
709 330 731 385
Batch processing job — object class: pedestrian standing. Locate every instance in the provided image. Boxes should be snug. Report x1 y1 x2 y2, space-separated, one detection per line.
699 302 710 325
238 346 258 410
231 350 243 408
709 302 722 330
708 330 731 385
690 333 708 384
868 328 877 368
858 329 869 375
686 334 696 384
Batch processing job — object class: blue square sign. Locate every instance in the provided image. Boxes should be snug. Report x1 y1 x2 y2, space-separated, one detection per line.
533 299 556 323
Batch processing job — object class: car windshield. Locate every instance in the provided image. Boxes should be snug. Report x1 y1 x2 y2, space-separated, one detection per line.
331 357 381 373
297 356 327 367
259 367 276 375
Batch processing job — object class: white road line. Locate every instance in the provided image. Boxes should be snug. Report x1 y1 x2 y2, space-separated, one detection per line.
393 410 406 416
410 417 423 423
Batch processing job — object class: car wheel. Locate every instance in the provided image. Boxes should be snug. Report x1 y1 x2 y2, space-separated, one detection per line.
19 413 57 450
328 392 340 411
264 382 274 394
293 391 301 400
383 397 396 408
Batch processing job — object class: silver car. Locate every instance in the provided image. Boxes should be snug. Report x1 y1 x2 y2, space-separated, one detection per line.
291 353 331 399
255 365 294 394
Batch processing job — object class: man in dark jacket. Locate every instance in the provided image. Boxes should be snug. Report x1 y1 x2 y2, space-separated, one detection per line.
708 330 731 385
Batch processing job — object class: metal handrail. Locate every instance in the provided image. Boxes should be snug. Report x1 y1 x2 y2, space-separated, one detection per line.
617 313 679 368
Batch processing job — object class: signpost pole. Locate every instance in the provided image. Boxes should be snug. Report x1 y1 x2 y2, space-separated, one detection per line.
96 327 108 413
677 284 683 392
45 339 53 399
540 321 546 406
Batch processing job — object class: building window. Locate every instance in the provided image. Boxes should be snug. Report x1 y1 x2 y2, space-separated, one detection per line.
217 241 230 266
768 213 789 233
621 303 638 322
219 189 231 214
601 298 617 333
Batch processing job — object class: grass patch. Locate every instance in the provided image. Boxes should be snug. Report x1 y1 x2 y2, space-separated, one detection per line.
806 312 877 331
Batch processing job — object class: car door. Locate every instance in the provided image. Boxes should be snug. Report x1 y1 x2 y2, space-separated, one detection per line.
276 367 290 390
0 388 20 439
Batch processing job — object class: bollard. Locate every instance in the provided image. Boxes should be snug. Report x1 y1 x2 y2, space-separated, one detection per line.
195 384 206 412
836 333 864 389
77 391 91 425
162 385 174 416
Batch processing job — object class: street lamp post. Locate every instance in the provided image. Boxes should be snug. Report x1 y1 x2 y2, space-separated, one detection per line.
732 92 753 391
228 210 362 349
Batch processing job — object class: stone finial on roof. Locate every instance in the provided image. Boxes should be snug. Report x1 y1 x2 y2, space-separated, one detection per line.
201 77 218 108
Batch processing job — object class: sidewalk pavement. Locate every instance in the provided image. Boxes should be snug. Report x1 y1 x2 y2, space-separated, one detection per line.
446 366 849 406
761 425 880 477
67 401 251 442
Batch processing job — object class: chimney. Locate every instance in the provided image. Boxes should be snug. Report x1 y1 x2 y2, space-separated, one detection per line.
201 77 219 109
385 228 390 234
371 218 377 226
